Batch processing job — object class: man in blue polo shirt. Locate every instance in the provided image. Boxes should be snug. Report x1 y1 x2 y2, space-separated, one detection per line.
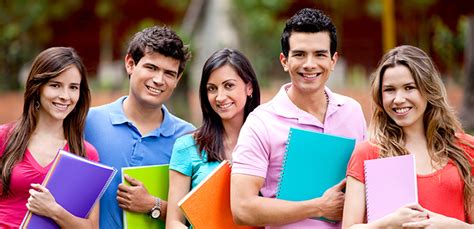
85 25 195 229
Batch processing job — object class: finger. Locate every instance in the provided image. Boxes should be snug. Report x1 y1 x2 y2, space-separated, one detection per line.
34 184 49 193
402 219 430 228
117 195 129 205
404 202 424 212
29 188 40 197
124 175 142 186
118 183 131 192
116 189 129 199
333 178 347 191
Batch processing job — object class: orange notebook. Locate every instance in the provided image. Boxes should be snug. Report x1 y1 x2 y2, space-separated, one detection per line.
178 160 257 229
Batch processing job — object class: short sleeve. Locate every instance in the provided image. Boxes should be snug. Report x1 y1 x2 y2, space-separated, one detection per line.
346 141 379 183
231 112 271 178
84 141 99 162
169 134 196 177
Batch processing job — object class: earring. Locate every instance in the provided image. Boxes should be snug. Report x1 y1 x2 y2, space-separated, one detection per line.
35 100 40 110
248 94 253 99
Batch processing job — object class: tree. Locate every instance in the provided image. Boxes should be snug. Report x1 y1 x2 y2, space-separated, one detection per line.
460 16 474 132
0 0 82 90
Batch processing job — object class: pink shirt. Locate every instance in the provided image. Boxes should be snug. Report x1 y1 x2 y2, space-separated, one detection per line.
232 83 367 229
0 124 99 229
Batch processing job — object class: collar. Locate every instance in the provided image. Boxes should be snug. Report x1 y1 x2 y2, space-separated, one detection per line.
272 83 347 120
108 96 176 137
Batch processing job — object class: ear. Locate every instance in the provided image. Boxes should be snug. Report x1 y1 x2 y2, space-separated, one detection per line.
124 54 135 75
246 83 253 96
279 53 289 72
176 73 183 84
330 52 339 71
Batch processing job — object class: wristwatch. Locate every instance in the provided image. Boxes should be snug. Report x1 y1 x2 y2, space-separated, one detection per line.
149 197 161 219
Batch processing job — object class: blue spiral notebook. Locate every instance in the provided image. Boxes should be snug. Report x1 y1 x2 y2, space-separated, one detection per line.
276 128 356 220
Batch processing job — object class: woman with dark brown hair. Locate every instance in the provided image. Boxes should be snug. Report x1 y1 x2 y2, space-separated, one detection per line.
0 47 99 228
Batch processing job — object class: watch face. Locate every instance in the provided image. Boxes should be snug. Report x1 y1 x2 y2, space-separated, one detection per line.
151 209 160 219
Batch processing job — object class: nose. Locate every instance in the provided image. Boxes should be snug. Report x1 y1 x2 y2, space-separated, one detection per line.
303 55 316 69
216 88 226 102
152 72 164 85
58 87 71 101
393 90 406 104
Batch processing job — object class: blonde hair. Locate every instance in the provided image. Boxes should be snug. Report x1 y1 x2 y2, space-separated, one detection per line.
370 45 473 214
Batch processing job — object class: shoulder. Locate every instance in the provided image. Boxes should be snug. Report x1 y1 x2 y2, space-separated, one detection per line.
162 106 195 132
84 140 99 162
456 132 474 157
353 140 380 160
0 123 15 154
174 134 197 149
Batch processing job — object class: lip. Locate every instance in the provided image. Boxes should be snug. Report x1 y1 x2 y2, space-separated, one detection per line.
146 85 164 95
392 107 412 116
299 72 322 79
52 102 70 112
216 102 234 111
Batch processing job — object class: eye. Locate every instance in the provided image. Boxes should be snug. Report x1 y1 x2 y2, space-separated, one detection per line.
146 65 157 71
70 85 80 90
405 85 416 91
383 88 394 92
224 83 235 89
49 83 60 88
292 53 303 57
207 86 216 93
165 72 178 79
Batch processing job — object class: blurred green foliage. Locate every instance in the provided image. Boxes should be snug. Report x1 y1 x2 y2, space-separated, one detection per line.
232 0 289 86
0 0 83 90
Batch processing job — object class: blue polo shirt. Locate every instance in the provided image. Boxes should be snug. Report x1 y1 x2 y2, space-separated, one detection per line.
85 96 195 229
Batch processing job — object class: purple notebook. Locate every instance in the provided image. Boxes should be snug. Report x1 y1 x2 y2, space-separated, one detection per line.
364 154 418 222
20 150 116 228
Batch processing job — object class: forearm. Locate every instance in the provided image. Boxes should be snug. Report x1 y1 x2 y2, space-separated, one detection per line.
158 199 167 222
50 204 98 229
233 195 321 226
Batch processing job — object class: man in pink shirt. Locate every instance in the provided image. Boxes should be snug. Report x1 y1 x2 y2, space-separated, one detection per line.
230 8 367 229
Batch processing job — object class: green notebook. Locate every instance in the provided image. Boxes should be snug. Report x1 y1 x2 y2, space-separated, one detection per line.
277 127 355 202
121 164 169 229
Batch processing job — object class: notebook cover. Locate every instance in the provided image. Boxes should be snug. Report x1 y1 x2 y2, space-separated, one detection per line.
277 127 356 201
20 150 117 229
364 154 418 222
178 160 257 229
122 164 169 229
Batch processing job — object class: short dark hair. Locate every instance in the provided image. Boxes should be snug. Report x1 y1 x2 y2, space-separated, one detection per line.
127 25 191 74
281 8 337 58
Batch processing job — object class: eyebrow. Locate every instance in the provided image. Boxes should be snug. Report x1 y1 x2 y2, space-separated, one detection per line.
382 82 416 87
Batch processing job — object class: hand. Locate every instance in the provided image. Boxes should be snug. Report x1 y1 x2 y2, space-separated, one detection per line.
402 208 468 228
117 174 155 213
376 203 428 228
26 184 62 218
317 179 346 221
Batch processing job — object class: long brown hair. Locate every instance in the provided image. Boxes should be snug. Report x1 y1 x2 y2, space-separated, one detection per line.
0 47 90 197
370 45 473 213
194 48 260 162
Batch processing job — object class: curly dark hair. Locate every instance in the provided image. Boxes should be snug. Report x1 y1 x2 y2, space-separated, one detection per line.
281 8 337 58
127 25 191 74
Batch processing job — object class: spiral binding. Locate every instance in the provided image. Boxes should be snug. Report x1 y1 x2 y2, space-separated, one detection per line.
276 129 293 198
363 160 371 221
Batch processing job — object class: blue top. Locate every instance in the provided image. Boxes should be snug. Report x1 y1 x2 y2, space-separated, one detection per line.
84 96 195 229
169 134 220 189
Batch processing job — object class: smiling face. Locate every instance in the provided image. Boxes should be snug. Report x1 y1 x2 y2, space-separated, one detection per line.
38 66 81 123
280 31 337 96
381 64 428 132
126 51 181 109
206 65 252 124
